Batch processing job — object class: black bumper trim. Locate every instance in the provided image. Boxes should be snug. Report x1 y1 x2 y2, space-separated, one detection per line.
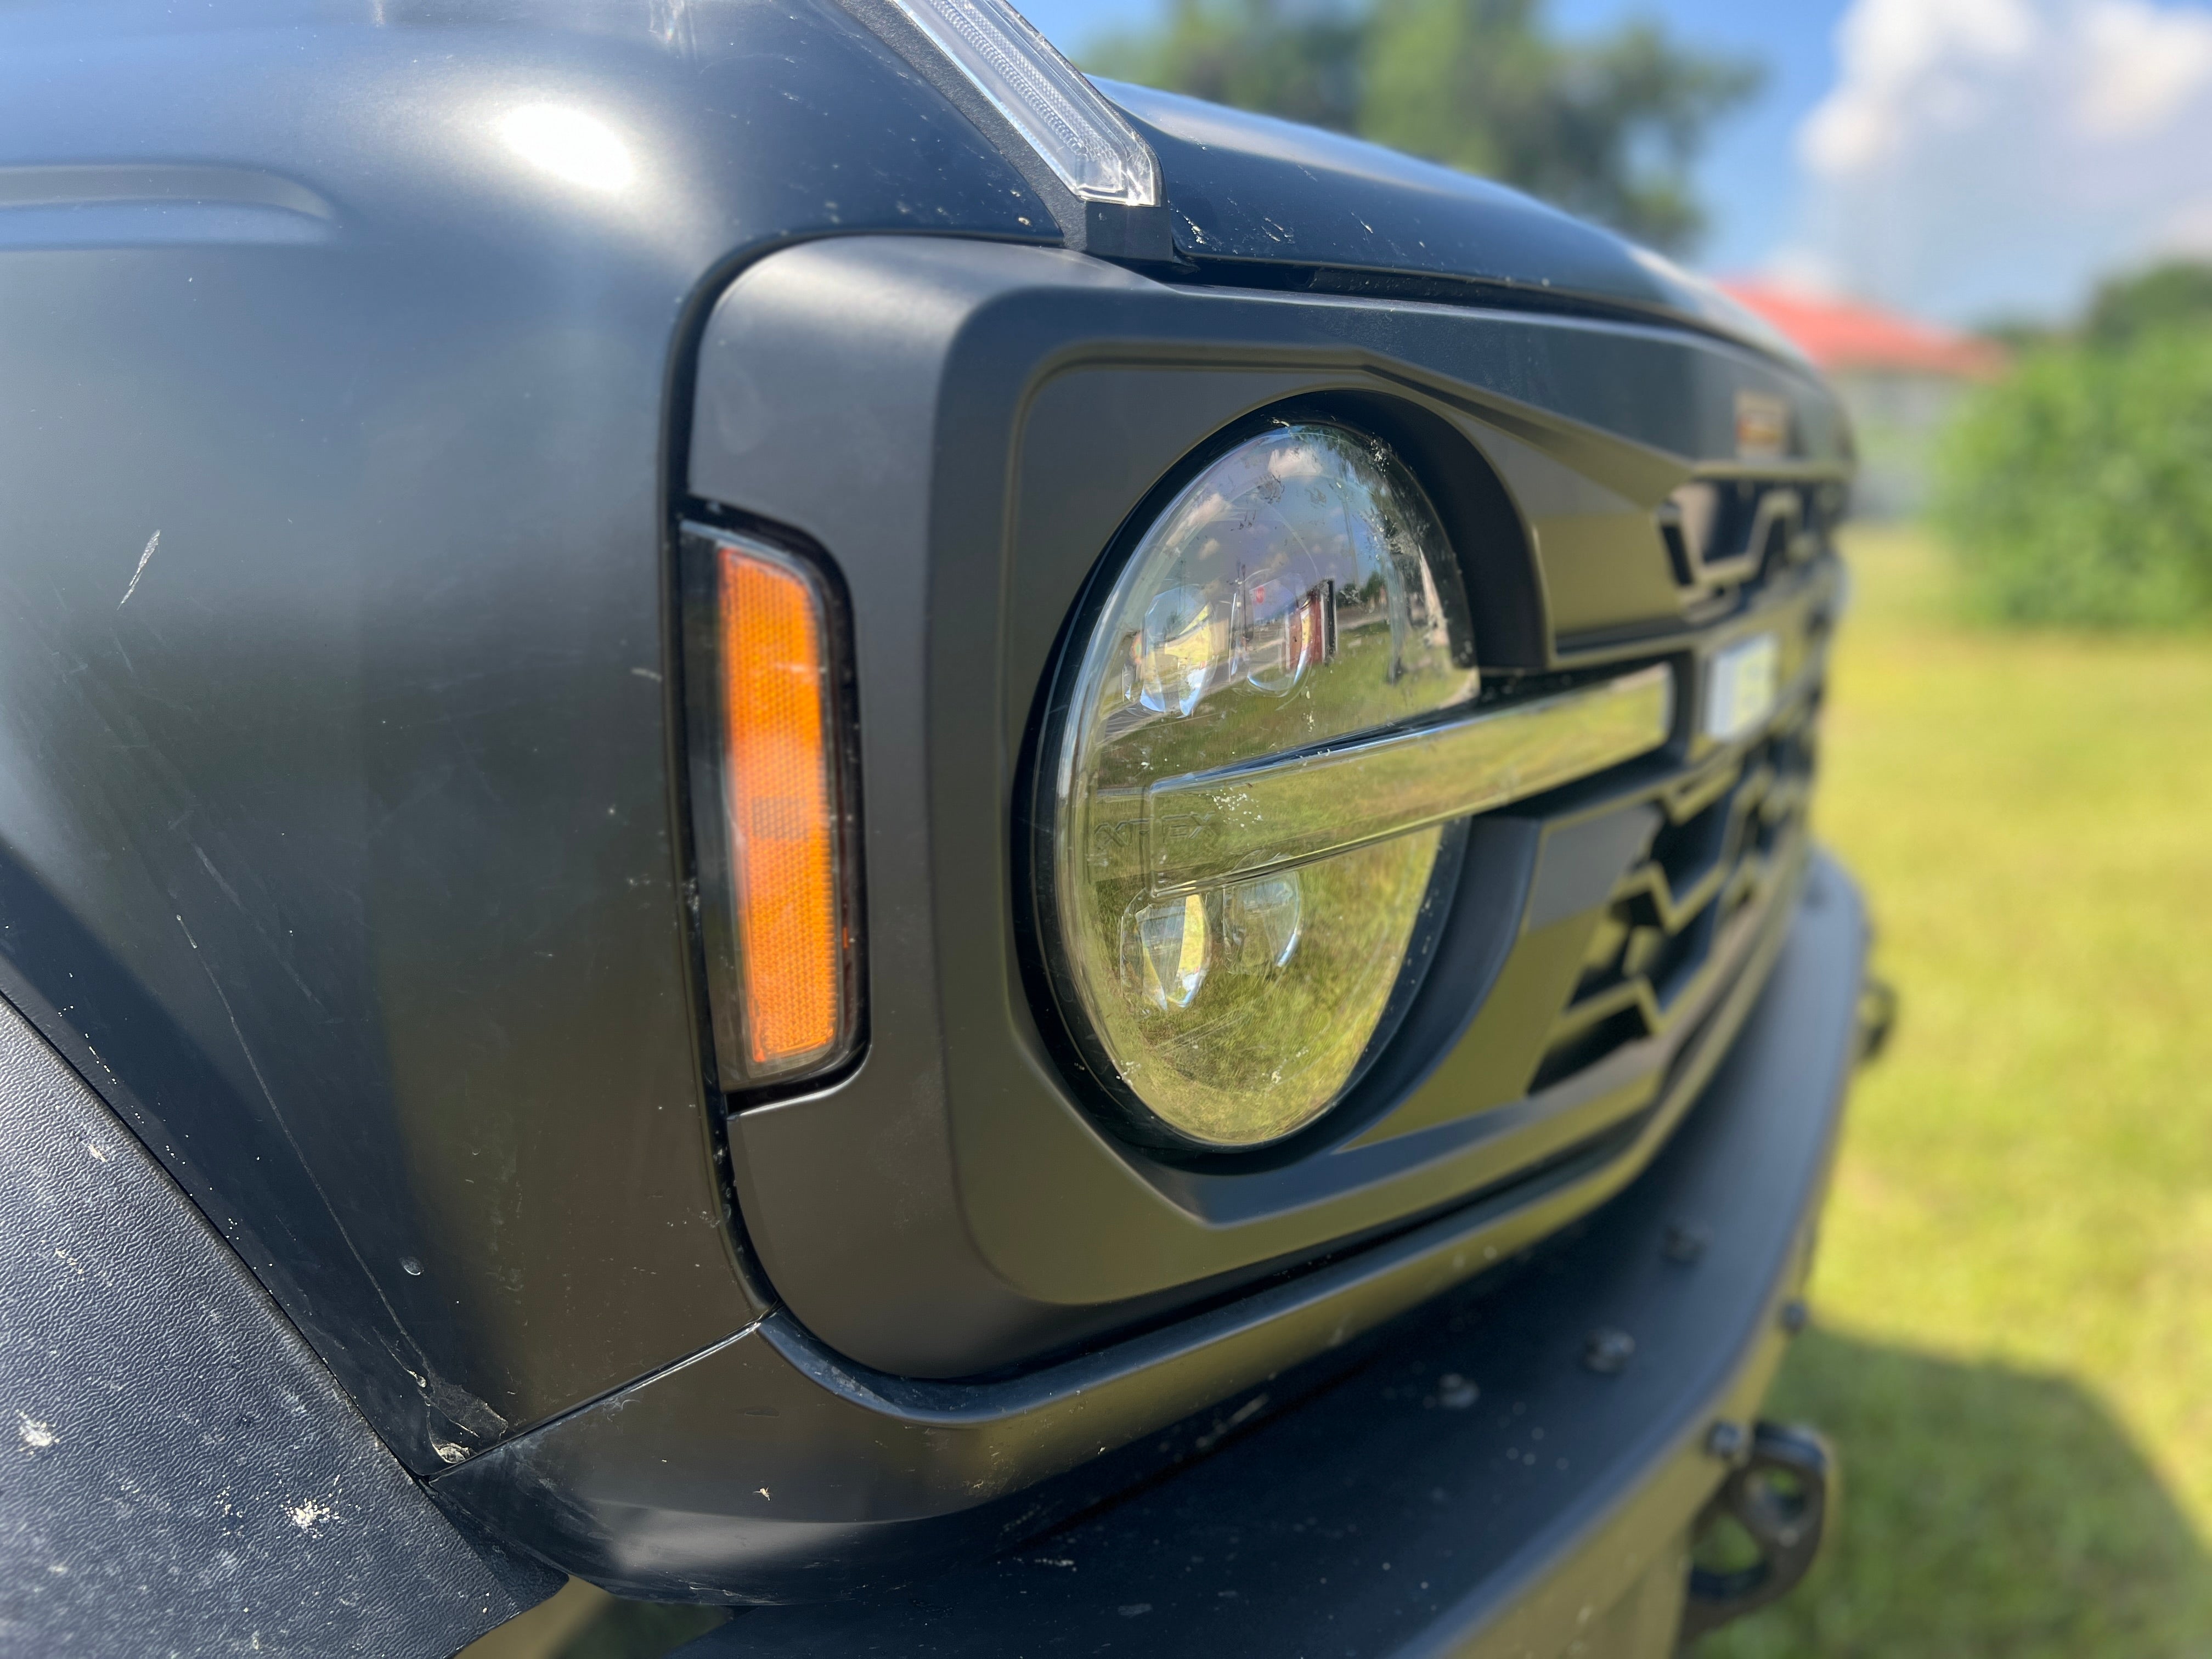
668 850 1864 1651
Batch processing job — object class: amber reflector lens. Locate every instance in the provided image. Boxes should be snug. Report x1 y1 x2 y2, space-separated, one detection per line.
720 543 844 1075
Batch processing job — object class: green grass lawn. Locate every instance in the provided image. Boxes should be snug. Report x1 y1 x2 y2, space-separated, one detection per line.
1699 526 2212 1657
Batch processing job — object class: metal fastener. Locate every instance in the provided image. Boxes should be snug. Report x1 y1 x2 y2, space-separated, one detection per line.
1663 1222 1710 1264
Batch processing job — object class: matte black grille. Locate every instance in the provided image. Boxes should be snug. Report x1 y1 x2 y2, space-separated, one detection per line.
1657 479 1846 620
1532 696 1819 1092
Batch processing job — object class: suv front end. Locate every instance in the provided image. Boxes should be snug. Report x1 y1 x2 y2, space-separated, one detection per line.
0 5 1867 1655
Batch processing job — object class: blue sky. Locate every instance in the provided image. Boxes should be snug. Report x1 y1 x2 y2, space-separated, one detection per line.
1031 0 2212 324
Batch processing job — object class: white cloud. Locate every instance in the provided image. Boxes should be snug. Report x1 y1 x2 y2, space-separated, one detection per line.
1771 0 2212 321
2077 0 2212 134
1799 0 2039 175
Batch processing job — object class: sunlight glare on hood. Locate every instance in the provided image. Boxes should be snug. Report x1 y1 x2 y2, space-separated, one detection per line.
499 104 635 193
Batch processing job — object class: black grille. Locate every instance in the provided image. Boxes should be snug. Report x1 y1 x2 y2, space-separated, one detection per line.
1532 695 1820 1092
1657 479 1846 620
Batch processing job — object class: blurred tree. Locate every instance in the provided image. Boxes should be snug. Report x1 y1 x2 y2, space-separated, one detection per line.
1934 325 2212 625
1972 316 2066 354
1091 0 1367 133
1364 2 1758 251
1086 0 1760 253
2084 260 2212 349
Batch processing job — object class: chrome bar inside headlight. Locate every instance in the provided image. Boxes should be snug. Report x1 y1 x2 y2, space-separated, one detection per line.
1142 664 1675 894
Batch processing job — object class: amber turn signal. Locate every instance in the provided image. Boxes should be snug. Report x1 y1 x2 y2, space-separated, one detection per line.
690 528 857 1086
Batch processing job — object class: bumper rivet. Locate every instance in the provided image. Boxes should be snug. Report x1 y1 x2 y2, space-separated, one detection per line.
1705 1419 1747 1460
1780 1298 1809 1335
1582 1328 1635 1375
1662 1222 1709 1263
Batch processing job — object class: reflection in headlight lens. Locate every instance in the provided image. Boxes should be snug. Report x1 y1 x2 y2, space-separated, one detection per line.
1049 421 1478 1148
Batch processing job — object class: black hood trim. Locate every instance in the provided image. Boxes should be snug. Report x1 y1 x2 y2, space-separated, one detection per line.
1160 256 1826 378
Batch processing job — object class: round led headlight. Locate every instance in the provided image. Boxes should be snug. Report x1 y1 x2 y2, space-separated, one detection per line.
1045 421 1479 1148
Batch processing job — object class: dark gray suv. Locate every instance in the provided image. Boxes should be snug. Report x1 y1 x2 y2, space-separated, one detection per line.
0 2 1871 1654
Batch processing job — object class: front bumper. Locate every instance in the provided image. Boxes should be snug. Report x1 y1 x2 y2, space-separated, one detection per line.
675 849 1866 1657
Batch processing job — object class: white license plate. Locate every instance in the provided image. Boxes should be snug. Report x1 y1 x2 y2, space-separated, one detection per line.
1705 632 1779 742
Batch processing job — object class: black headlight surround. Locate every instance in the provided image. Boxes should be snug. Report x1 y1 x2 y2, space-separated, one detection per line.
689 235 1847 1381
1016 393 1536 1169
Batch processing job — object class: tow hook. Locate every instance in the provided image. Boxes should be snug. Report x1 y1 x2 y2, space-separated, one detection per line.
1679 1421 1836 1642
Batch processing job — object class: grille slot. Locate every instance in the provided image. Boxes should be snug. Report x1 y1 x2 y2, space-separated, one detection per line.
1532 696 1820 1092
1656 479 1845 619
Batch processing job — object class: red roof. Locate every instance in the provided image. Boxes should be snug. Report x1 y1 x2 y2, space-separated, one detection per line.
1720 281 2011 381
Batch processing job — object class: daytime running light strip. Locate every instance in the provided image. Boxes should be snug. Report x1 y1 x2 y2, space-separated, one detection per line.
882 0 1160 205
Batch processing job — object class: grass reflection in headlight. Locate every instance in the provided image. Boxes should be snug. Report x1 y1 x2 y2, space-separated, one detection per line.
1115 829 1443 1147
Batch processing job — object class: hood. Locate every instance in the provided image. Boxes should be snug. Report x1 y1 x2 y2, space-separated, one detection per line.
1102 81 1806 369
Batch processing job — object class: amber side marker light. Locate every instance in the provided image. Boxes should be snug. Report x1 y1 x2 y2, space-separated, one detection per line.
685 526 859 1087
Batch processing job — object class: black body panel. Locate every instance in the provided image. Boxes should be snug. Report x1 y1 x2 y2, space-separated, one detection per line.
444 855 1863 1609
0 989 558 1655
0 0 1051 1478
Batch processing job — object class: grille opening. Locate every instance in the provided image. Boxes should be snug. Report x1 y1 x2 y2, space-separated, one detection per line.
1530 698 1820 1093
1650 788 1733 895
1530 1006 1648 1093
1571 911 1633 1003
1649 904 1717 1009
1656 479 1841 617
1660 517 1695 588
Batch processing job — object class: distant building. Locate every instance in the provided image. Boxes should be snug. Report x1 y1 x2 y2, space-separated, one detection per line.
1721 281 2010 520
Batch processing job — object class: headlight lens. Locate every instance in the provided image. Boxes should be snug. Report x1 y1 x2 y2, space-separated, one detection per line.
1048 422 1478 1148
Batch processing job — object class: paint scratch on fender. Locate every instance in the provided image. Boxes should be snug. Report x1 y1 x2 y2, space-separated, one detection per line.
120 531 161 607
